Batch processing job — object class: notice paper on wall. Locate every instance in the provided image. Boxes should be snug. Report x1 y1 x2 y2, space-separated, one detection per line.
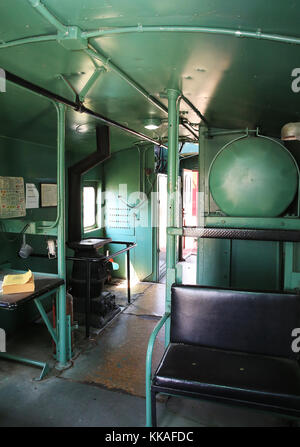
41 183 57 207
25 183 39 209
0 176 26 218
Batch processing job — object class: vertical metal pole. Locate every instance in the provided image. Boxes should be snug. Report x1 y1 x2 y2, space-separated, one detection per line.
85 261 91 338
197 126 206 284
56 102 71 369
175 101 180 263
165 89 180 346
127 248 131 304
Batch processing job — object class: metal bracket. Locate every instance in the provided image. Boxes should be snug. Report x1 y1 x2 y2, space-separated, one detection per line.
57 26 88 51
79 67 106 102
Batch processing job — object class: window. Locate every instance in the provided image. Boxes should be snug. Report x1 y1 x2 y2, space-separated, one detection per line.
83 186 96 229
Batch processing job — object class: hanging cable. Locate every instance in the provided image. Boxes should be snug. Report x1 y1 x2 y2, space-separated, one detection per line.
0 222 30 243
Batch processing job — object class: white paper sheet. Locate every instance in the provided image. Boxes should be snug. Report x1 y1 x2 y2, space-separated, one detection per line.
26 183 39 209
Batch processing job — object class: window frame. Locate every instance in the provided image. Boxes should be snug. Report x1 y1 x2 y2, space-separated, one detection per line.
83 182 99 232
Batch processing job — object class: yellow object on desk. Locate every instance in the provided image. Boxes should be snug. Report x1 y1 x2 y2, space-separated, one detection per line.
2 270 35 294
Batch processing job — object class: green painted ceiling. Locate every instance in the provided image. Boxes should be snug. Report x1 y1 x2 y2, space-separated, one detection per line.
0 0 300 152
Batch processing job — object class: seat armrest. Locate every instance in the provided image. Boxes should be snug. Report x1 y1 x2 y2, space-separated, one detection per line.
146 313 170 381
145 312 170 426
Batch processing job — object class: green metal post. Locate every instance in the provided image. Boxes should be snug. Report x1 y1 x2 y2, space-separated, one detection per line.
175 98 180 236
165 89 180 346
175 102 180 180
197 126 206 284
55 103 71 369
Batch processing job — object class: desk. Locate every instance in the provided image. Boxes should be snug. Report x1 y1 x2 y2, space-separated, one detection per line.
0 270 65 380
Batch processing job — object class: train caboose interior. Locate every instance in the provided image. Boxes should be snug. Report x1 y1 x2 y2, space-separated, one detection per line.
1 0 300 428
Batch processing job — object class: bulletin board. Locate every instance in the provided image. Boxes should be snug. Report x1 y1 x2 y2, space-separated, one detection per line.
0 176 26 218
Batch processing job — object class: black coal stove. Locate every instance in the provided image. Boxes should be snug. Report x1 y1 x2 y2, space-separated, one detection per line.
67 238 120 335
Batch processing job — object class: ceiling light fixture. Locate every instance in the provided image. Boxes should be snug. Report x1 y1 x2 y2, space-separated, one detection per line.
144 118 161 130
75 124 91 134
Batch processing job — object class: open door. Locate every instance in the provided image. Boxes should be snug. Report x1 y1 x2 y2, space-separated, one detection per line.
182 169 198 258
157 174 167 280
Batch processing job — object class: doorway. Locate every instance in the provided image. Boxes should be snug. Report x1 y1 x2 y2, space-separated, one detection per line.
182 169 198 259
157 174 167 281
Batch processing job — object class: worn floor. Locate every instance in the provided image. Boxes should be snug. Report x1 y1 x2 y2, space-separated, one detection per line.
0 272 294 427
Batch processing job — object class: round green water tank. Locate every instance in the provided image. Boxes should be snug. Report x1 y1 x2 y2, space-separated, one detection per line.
209 136 298 217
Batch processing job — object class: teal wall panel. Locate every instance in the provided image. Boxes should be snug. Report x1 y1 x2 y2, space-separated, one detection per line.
231 240 281 291
293 243 300 273
197 238 230 287
103 145 155 281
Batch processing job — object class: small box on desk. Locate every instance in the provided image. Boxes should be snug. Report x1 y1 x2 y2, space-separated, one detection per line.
2 270 35 294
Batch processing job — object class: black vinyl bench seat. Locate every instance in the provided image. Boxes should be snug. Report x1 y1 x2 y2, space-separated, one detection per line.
147 285 300 426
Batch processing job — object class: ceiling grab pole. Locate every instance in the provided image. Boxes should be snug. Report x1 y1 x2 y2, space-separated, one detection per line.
55 102 71 370
165 89 180 347
5 70 168 149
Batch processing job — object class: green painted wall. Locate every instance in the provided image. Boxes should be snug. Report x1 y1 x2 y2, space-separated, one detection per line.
0 130 155 333
0 134 57 333
103 144 155 281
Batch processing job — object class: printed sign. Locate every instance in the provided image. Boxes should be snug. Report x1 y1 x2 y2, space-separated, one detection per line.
0 176 26 218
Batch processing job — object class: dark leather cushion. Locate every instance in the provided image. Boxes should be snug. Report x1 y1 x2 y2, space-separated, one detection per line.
153 343 300 413
171 285 300 358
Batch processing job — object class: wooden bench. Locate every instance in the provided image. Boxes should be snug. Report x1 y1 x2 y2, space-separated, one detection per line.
146 285 300 426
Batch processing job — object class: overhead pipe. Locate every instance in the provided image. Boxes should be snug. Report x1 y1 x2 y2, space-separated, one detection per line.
86 46 208 134
27 0 68 35
84 47 169 115
181 95 209 126
82 25 300 46
5 70 168 149
206 128 258 137
8 1 300 139
4 3 300 49
0 34 57 49
181 121 199 140
83 105 167 148
25 0 207 138
12 1 207 140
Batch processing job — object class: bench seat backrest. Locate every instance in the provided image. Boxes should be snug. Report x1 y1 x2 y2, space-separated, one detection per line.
171 285 300 359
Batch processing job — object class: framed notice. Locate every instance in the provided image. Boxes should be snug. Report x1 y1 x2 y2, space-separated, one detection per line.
0 176 26 218
41 183 57 207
